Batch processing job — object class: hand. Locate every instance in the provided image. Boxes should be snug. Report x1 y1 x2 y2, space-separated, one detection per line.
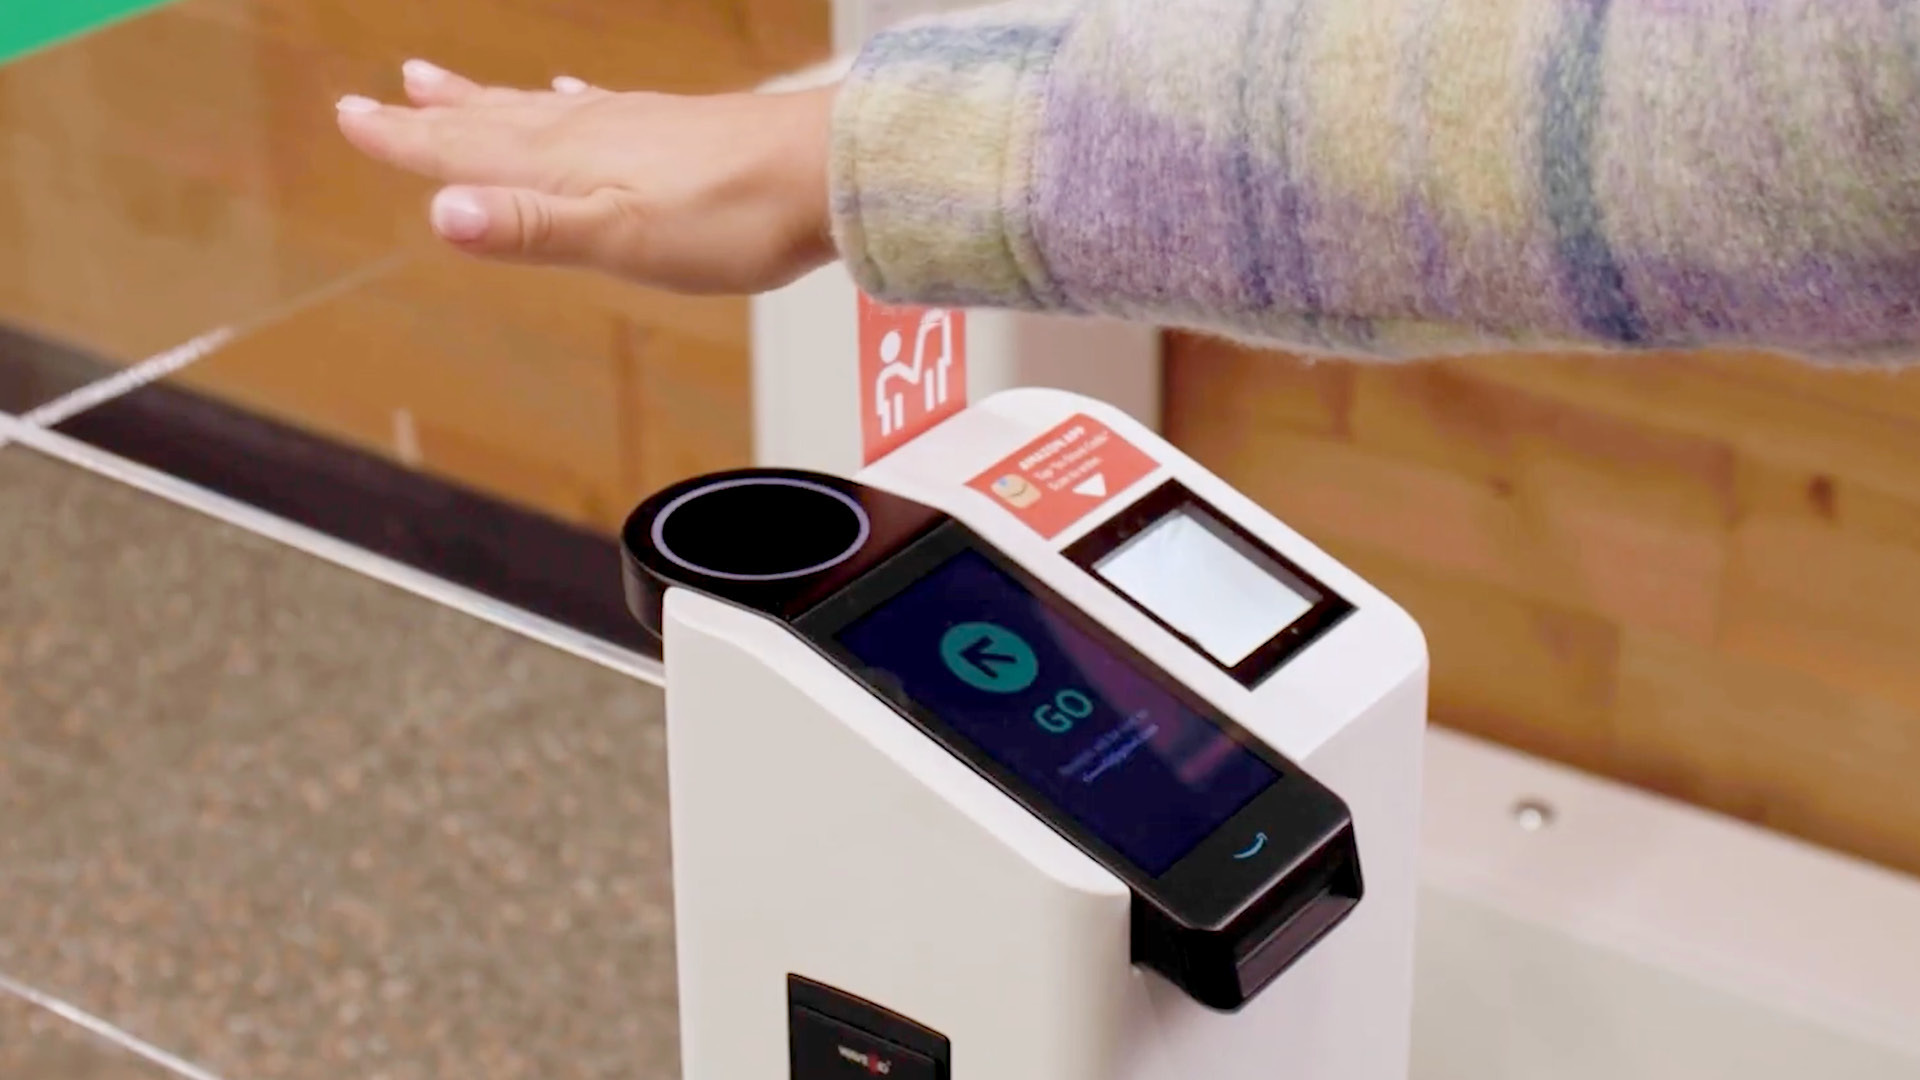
335 60 838 294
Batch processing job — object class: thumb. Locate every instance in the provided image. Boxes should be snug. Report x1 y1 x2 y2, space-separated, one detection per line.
428 185 626 267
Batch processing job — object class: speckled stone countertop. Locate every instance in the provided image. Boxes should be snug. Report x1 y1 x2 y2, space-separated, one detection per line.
0 445 680 1080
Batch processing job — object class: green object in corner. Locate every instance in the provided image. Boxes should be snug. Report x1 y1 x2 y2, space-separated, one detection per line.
0 0 176 66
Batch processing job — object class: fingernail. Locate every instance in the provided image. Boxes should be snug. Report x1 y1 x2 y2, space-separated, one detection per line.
403 59 447 86
431 188 489 242
552 75 589 94
336 94 381 114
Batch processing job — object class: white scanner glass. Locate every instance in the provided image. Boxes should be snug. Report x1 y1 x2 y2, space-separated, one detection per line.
1094 508 1314 667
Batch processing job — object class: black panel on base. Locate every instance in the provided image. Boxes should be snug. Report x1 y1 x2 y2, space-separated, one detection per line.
789 975 950 1080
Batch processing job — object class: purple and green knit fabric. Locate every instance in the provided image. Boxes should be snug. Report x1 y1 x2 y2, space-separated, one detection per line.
826 0 1920 361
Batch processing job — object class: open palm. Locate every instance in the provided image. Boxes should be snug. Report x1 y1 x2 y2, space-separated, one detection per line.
336 61 838 294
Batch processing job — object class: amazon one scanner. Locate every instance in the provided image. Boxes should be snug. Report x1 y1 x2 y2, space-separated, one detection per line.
621 389 1428 1080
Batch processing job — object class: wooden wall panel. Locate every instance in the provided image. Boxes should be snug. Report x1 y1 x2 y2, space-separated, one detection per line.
1337 543 1623 772
2 0 830 529
1612 630 1920 873
617 311 755 502
1166 333 1920 877
170 254 636 531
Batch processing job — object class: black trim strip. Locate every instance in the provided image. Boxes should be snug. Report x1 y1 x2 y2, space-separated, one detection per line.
0 322 117 414
32 352 657 659
787 974 951 1074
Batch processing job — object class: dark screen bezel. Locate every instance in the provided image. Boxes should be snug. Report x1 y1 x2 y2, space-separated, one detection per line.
793 521 1351 931
1063 480 1354 688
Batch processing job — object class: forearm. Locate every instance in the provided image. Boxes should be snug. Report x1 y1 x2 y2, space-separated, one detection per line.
829 0 1920 360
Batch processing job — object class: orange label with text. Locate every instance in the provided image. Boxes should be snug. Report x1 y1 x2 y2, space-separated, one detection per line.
969 414 1160 539
859 295 967 464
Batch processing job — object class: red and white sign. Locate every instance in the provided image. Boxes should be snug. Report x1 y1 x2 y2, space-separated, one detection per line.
859 294 967 464
969 414 1159 539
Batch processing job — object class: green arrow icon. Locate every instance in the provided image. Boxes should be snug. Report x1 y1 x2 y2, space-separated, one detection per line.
939 622 1039 693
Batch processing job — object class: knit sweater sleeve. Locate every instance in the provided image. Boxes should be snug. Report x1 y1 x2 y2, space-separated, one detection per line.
827 0 1920 361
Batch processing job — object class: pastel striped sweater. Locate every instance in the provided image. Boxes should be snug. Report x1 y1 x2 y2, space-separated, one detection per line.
826 0 1920 361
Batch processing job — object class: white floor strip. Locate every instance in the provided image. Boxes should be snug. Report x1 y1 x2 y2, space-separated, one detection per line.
6 422 665 688
20 325 235 428
1 253 665 686
0 972 228 1080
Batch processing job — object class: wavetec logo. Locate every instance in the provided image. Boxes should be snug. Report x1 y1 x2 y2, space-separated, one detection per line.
837 1042 895 1075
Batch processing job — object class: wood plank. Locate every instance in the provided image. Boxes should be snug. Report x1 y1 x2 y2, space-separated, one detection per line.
172 254 631 530
1722 399 1920 722
0 1 422 246
1737 455 1920 551
1346 362 1739 529
0 24 379 361
1689 347 1920 428
618 314 754 508
1722 509 1920 717
1346 361 1735 641
1172 401 1726 643
0 0 831 361
1613 630 1920 878
1459 349 1920 506
735 0 834 73
1164 333 1354 440
176 0 804 94
1331 542 1621 774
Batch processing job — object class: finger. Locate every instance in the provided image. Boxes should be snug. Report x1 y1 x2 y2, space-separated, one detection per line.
336 99 549 187
550 75 617 104
401 59 489 106
400 59 563 110
428 185 629 267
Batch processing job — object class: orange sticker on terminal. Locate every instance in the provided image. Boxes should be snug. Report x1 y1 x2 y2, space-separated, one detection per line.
968 414 1159 539
859 295 967 465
